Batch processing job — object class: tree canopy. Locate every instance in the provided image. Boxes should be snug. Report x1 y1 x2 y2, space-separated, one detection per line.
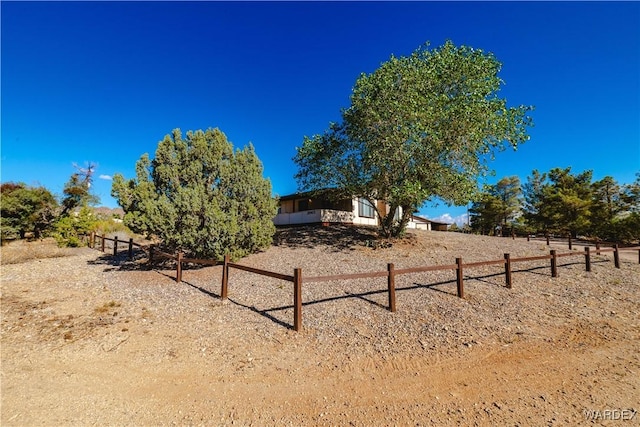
60 162 99 215
469 176 521 236
1 182 58 240
467 168 640 243
111 128 277 260
522 167 593 238
294 40 533 237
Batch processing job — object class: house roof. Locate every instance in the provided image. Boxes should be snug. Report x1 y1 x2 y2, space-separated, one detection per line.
277 190 315 201
277 188 348 201
412 215 450 226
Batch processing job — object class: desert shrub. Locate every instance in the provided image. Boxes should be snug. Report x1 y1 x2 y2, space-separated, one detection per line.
53 206 98 247
1 182 58 241
93 219 132 236
112 128 277 260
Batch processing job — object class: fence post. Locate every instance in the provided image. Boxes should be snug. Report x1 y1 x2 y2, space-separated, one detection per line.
293 268 302 332
527 235 530 242
504 253 512 289
101 234 106 252
614 245 620 269
387 263 396 312
456 257 464 298
550 250 558 278
176 252 183 283
221 254 229 300
584 247 591 272
128 238 134 260
546 233 550 246
91 232 96 249
596 240 601 255
568 235 572 250
149 245 154 264
113 236 118 257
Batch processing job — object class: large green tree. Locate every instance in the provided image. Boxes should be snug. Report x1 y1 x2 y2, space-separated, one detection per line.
590 176 623 240
0 182 59 240
111 128 277 260
522 169 549 232
469 191 504 236
294 41 533 237
614 173 640 243
523 167 593 238
470 176 521 235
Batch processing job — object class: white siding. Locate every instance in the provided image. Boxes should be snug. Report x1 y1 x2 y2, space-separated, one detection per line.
273 209 354 226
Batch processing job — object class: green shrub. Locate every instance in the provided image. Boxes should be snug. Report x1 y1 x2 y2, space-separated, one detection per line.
53 206 98 247
112 128 277 260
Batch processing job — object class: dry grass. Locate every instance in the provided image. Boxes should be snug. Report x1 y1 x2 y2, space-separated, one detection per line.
94 301 121 314
0 238 79 265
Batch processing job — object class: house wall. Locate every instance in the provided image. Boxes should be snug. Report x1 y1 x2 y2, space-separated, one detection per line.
275 196 380 226
353 198 379 226
275 195 427 228
407 220 430 230
278 200 295 214
431 223 449 231
273 209 354 226
274 194 449 231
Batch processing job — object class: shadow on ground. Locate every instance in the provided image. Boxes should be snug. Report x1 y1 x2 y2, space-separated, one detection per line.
87 250 154 272
273 225 380 251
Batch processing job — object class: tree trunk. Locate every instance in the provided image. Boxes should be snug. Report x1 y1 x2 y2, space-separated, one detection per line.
385 206 412 238
392 207 413 237
379 203 399 238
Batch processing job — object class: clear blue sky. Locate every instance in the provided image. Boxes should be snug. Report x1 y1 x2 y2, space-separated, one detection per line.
2 1 639 225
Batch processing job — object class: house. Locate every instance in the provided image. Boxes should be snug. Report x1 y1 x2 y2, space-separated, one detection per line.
406 215 431 230
273 190 449 231
407 215 449 231
274 190 387 227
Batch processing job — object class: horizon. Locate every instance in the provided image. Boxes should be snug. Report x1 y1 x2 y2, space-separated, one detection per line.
2 2 639 227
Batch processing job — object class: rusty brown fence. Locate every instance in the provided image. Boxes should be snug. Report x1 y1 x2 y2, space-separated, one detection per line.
88 233 144 259
86 232 639 332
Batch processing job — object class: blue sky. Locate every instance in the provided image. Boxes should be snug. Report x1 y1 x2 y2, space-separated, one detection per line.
2 1 639 225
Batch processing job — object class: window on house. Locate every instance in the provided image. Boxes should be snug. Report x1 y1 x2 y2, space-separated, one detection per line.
358 198 375 218
297 199 310 211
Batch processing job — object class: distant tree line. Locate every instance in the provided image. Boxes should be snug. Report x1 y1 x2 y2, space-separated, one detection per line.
468 168 640 243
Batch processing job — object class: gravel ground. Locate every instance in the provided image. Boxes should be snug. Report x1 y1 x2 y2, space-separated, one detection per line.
2 227 639 425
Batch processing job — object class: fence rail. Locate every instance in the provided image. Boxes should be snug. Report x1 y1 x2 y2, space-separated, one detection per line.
303 270 390 283
86 232 639 332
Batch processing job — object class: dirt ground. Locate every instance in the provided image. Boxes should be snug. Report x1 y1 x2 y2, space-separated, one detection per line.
1 233 639 426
